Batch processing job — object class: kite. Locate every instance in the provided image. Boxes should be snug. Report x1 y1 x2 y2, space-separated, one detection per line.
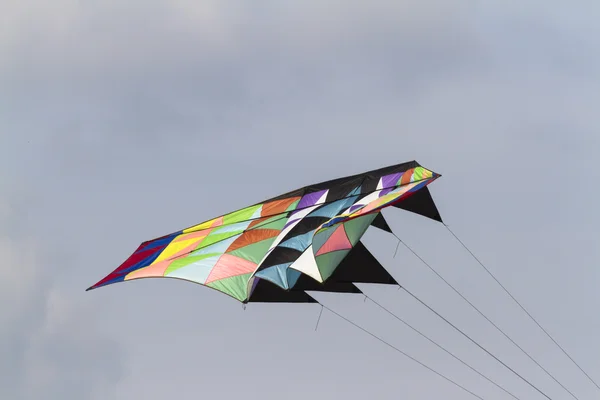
87 160 442 303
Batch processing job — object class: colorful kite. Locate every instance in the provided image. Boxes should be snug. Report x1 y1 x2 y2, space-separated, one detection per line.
87 161 442 303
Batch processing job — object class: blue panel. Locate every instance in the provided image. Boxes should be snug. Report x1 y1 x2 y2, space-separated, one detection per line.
310 196 359 219
119 245 168 276
254 263 293 289
189 234 239 257
140 232 180 251
279 231 315 252
286 268 302 288
166 255 220 284
212 220 252 234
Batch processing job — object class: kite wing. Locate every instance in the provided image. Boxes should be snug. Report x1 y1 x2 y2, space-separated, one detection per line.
87 160 441 303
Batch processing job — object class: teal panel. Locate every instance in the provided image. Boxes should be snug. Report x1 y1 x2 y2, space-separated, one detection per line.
286 268 302 288
309 196 359 219
315 250 351 281
254 263 293 289
279 231 315 252
189 235 239 257
344 213 377 245
212 220 252 234
166 255 220 284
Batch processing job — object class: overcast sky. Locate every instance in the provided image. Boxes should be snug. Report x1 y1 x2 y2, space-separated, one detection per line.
2 1 599 399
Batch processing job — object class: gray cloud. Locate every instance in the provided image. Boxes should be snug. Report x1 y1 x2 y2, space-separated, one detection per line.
0 197 125 400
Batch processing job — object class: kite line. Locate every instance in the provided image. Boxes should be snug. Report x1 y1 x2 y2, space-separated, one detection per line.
394 234 579 400
398 285 553 400
361 292 522 400
316 301 487 400
314 305 324 331
444 224 600 393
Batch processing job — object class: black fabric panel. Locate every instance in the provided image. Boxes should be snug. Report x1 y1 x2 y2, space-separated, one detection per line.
285 216 331 238
371 213 392 233
359 174 380 196
248 279 317 303
331 242 397 285
254 246 302 272
293 275 363 293
323 177 365 203
392 186 443 223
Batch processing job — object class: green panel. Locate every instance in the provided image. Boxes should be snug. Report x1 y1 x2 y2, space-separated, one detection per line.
315 250 350 282
343 214 376 245
223 204 262 225
255 215 289 231
164 252 221 276
228 237 278 264
413 166 425 181
286 199 301 212
207 273 252 302
195 231 243 250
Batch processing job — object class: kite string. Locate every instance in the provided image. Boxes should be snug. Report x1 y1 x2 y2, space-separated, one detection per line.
315 301 486 400
399 286 553 400
393 239 400 258
444 224 600 392
393 233 579 400
363 293 522 400
315 305 324 331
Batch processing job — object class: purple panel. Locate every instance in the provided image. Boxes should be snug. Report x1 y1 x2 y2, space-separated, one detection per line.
381 173 402 189
380 187 395 197
349 204 363 213
285 189 328 225
297 189 328 209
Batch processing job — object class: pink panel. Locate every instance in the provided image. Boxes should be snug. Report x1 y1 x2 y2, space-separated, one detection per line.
205 254 257 284
316 225 352 256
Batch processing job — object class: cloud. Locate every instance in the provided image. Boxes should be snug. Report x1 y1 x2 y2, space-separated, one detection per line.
2 1 599 399
1 0 488 191
21 288 125 400
1 0 474 69
0 198 125 400
1 0 481 112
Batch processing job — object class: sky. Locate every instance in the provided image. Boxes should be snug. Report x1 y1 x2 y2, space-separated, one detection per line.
2 1 599 399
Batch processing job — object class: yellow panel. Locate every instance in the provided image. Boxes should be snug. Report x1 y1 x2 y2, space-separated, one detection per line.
152 236 206 264
182 216 223 234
